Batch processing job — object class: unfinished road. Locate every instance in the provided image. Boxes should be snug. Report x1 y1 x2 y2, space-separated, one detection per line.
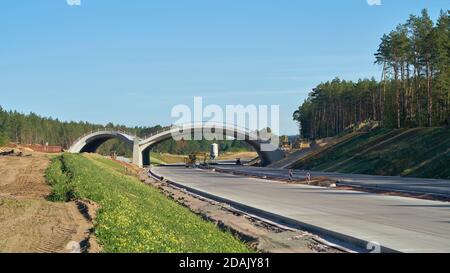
152 166 450 253
216 166 450 199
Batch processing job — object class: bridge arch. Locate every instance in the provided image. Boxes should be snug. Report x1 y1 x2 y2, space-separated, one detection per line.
137 123 284 167
68 124 285 167
68 130 136 154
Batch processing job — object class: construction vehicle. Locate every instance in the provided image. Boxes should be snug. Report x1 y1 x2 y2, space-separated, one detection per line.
300 142 311 149
290 138 310 150
184 152 209 168
280 135 292 152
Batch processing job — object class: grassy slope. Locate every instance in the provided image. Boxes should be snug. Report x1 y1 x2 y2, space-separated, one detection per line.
293 128 450 179
150 153 187 164
150 152 258 165
149 154 166 165
46 153 251 253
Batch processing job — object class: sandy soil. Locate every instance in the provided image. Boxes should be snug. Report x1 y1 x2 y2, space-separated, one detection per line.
0 152 99 253
217 151 258 161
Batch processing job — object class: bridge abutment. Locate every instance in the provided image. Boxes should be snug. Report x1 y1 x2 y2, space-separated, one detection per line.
132 138 143 167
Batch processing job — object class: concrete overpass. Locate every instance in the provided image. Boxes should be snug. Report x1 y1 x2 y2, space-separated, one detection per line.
68 123 285 167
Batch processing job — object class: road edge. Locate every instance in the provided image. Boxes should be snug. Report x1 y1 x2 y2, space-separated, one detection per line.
149 169 400 253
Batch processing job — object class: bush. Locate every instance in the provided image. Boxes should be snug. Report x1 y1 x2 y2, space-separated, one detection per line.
0 132 9 146
45 156 77 202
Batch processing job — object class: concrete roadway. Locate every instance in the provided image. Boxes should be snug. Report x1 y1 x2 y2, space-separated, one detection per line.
152 166 450 253
216 166 450 198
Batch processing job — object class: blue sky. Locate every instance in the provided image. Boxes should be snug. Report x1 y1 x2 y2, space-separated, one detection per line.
0 0 448 135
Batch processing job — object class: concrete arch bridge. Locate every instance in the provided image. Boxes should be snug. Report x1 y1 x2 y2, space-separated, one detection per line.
68 123 284 167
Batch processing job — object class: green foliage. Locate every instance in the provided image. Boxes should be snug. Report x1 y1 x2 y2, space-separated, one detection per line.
0 106 253 157
96 139 134 158
294 9 450 139
149 153 175 165
46 153 251 253
152 138 252 155
294 128 450 180
45 157 78 202
149 153 167 165
0 105 162 149
293 78 379 139
0 132 9 146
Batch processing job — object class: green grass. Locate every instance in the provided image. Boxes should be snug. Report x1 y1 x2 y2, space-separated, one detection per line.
46 153 251 253
45 157 77 202
0 133 9 146
84 154 133 175
294 127 450 179
149 152 167 165
150 152 188 164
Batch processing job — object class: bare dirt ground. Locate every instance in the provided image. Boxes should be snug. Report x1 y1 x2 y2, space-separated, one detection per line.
218 151 258 161
0 151 99 253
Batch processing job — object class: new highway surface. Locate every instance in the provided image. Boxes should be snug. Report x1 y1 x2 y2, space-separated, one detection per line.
152 166 450 253
216 166 450 198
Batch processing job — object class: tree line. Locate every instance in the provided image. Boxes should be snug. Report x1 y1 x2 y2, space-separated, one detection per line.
0 106 163 148
294 9 449 139
0 106 251 156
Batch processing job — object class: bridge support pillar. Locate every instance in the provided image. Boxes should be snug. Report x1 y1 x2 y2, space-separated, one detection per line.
132 138 143 168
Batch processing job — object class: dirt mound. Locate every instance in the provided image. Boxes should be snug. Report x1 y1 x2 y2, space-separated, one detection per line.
0 156 50 199
0 155 99 253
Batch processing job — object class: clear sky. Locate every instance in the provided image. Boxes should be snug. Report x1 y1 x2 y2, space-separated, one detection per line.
1 0 448 135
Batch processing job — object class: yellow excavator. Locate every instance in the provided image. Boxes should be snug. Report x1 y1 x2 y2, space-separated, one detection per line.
184 153 209 168
280 135 292 152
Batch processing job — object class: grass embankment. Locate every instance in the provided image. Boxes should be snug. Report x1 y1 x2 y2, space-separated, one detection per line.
46 153 251 253
150 152 187 165
149 152 258 165
293 127 450 179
